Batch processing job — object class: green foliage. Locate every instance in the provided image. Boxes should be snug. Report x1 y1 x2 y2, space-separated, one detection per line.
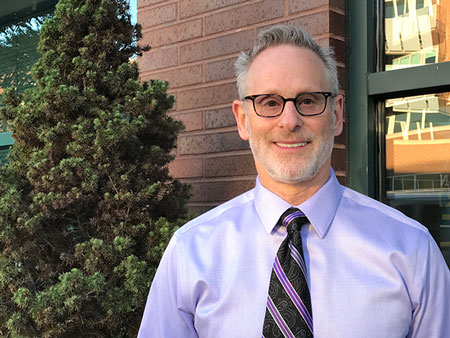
0 0 190 336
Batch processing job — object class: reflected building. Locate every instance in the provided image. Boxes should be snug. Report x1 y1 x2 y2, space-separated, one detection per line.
0 1 59 165
0 1 55 96
384 0 450 260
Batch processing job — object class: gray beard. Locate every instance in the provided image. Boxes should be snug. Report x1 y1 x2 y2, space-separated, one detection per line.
246 111 335 184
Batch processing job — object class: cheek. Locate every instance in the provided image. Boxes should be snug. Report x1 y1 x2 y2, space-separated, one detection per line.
305 119 328 136
246 116 271 140
319 114 335 134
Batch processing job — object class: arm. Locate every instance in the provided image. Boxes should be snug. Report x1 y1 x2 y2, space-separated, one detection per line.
138 236 198 338
409 234 450 338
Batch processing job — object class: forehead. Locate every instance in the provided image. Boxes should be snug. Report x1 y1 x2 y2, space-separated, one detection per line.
246 44 329 94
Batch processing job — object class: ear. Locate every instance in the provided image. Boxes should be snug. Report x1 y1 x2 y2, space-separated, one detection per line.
332 94 344 137
232 99 249 141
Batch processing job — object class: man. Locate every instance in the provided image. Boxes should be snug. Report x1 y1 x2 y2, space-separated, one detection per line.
138 25 450 337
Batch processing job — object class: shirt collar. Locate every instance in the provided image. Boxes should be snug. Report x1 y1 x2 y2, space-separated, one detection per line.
254 168 343 239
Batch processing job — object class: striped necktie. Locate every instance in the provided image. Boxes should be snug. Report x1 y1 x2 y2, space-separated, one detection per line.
262 208 313 338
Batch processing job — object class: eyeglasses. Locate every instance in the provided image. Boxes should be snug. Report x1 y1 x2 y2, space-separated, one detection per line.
244 92 335 118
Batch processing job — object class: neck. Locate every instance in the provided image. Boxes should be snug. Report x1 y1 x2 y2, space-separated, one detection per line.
257 165 331 205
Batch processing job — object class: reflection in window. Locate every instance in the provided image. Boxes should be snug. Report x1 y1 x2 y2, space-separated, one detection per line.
386 93 450 189
417 0 425 10
0 17 45 96
385 91 450 265
0 12 51 135
384 0 450 70
386 0 395 19
397 0 407 15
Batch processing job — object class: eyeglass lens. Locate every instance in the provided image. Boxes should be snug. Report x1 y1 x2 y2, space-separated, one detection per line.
254 93 327 117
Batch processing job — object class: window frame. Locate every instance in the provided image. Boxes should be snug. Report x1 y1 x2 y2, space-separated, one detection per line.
347 0 450 199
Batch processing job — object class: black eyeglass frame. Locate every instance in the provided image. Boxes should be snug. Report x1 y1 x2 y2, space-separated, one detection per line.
244 92 335 118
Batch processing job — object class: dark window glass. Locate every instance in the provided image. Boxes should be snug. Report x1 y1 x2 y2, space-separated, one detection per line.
385 0 395 19
384 92 450 266
397 0 406 15
416 0 425 10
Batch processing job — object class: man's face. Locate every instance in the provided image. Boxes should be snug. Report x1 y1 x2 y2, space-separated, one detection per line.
233 45 343 189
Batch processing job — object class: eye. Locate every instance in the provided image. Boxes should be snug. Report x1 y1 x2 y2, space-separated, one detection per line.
266 99 280 107
301 98 314 105
297 94 320 105
256 95 282 107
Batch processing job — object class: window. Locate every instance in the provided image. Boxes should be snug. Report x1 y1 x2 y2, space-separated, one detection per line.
0 1 57 157
348 0 450 266
0 18 42 96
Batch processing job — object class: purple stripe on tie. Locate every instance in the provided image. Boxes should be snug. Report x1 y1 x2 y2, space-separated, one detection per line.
274 257 314 333
282 210 305 227
267 296 295 338
288 242 307 277
274 259 313 333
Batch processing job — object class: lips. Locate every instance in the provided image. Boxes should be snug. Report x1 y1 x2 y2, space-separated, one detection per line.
274 141 308 148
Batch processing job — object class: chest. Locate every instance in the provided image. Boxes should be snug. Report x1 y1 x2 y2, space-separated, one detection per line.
188 244 413 338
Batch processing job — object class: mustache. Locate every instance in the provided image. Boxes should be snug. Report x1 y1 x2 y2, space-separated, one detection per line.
269 130 315 141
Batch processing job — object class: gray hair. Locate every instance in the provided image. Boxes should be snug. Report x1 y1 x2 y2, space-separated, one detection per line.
235 24 339 99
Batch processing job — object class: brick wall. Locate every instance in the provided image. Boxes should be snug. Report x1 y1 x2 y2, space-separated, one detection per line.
137 0 346 213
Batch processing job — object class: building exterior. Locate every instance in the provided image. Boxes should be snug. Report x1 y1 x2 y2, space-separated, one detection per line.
0 0 449 265
136 0 346 214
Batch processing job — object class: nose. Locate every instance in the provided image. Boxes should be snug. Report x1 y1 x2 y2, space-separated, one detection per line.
278 101 303 131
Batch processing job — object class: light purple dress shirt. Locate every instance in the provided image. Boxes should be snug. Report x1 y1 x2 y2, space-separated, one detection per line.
138 170 450 338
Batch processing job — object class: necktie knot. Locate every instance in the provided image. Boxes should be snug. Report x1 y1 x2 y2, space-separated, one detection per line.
281 207 309 239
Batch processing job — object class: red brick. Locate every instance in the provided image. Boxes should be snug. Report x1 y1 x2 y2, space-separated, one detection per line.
317 37 346 65
337 65 345 90
143 65 203 88
288 11 345 37
204 107 237 129
289 11 328 36
205 0 284 35
334 120 346 145
141 19 202 48
137 46 177 72
205 153 256 177
331 147 347 172
172 111 203 132
138 0 166 7
201 205 217 213
180 30 254 64
336 174 347 186
205 57 236 82
138 3 177 29
318 37 345 60
179 0 246 19
189 179 255 203
186 205 205 217
329 11 345 37
178 131 249 155
289 0 345 13
169 157 203 178
259 11 345 37
177 82 238 110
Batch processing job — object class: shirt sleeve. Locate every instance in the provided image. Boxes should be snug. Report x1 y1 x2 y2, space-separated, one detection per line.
138 235 198 338
409 233 450 338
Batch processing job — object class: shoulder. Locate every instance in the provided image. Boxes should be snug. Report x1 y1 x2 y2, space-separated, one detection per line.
335 187 445 282
175 188 256 239
339 186 431 239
